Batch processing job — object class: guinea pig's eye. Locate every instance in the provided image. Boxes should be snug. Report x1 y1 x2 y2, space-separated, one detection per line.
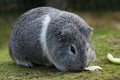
70 45 76 54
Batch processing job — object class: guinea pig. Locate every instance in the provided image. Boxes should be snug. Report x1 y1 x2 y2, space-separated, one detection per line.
9 7 96 71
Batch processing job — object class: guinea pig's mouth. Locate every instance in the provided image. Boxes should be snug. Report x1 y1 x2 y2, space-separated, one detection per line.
85 60 93 67
86 58 97 67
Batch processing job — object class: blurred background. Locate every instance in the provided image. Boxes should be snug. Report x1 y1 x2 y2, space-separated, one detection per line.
0 0 120 15
0 0 120 49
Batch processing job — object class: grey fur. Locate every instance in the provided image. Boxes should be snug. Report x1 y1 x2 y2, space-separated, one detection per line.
9 7 96 71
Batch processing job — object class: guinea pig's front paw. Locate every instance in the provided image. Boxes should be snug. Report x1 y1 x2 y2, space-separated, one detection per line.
16 59 34 68
84 66 103 71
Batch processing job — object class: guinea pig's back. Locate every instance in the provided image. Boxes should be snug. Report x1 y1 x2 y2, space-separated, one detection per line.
14 7 60 28
9 7 61 66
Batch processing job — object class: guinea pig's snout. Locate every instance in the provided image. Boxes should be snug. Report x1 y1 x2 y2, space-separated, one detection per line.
70 45 76 55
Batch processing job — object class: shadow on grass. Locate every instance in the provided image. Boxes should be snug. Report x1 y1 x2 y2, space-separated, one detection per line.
0 61 87 80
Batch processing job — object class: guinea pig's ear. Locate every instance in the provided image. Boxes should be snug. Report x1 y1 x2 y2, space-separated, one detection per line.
57 30 69 41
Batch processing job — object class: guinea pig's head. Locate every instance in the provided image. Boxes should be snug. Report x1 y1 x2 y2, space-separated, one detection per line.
46 12 96 71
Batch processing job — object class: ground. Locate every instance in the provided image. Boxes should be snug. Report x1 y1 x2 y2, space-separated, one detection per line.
0 12 120 80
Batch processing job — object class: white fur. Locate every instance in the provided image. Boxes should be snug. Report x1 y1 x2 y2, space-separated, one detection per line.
40 15 52 64
40 15 51 45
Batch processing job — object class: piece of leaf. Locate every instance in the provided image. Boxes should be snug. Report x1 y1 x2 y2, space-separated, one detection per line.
107 53 120 64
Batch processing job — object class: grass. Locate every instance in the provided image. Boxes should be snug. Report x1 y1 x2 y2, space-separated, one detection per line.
0 13 120 80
